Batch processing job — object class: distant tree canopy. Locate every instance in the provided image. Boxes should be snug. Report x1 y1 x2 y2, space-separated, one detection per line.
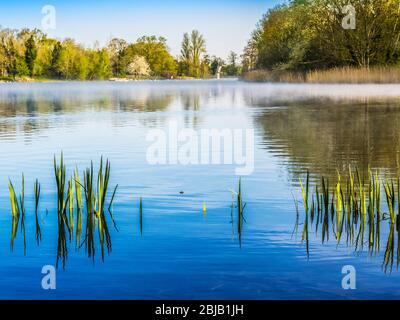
0 28 230 80
0 28 111 80
242 0 400 72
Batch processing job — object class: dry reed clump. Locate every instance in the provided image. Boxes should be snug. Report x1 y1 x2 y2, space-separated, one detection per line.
242 67 400 84
241 69 305 83
306 67 400 84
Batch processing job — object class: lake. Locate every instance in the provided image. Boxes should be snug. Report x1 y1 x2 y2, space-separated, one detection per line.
0 80 400 299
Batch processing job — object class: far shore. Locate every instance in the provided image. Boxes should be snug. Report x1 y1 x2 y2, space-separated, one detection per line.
0 76 178 83
4 68 400 85
0 76 240 84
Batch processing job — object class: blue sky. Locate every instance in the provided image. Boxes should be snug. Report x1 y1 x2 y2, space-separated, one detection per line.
0 0 284 59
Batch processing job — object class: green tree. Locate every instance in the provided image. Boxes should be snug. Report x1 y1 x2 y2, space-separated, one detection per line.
225 51 239 76
55 39 90 80
86 48 109 80
241 39 258 72
33 38 59 77
190 30 206 77
245 0 400 72
180 33 191 76
49 41 63 78
179 30 207 78
24 35 37 76
123 36 177 77
313 0 400 68
200 54 210 78
108 38 127 76
0 29 20 78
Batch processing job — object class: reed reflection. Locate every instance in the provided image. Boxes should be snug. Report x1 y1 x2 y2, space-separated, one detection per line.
294 169 400 273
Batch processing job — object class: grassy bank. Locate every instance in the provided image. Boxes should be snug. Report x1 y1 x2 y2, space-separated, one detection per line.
0 76 206 83
242 67 400 84
0 76 66 83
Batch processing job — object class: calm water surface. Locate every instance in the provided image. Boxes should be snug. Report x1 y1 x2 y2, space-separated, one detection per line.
1 80 400 299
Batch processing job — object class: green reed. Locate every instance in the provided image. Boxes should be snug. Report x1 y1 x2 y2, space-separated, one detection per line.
315 186 320 229
54 153 70 269
367 170 375 251
230 179 246 247
20 174 26 255
354 169 366 251
8 179 20 252
237 179 247 247
299 171 310 259
384 178 396 224
74 168 82 248
68 176 74 238
34 179 41 245
335 171 344 243
321 176 330 243
295 167 400 272
97 158 113 259
83 161 95 260
81 158 116 261
291 192 300 239
108 183 118 231
383 224 395 273
1 154 120 268
299 171 309 213
8 174 26 254
375 172 381 253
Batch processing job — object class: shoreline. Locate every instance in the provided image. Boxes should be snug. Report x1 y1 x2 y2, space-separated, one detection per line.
0 76 239 84
4 73 400 85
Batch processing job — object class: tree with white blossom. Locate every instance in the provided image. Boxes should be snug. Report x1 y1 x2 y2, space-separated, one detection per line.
126 55 150 77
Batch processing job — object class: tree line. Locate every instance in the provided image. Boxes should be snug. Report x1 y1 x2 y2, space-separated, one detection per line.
242 0 400 72
0 28 240 80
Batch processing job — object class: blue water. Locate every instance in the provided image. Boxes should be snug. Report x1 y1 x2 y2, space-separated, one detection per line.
0 80 399 299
